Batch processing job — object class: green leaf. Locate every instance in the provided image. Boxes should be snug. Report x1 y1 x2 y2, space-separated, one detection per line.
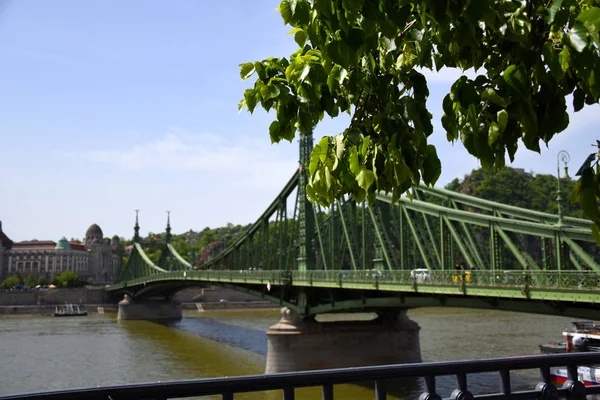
294 30 308 47
244 88 258 113
488 122 500 146
481 88 506 107
278 1 293 24
497 109 508 134
326 40 353 69
577 7 600 46
292 0 310 25
573 87 585 112
422 145 441 185
324 166 333 192
299 64 310 82
546 0 563 24
356 169 376 191
465 0 487 26
240 62 255 80
579 169 598 219
503 65 530 99
261 84 281 101
334 134 345 160
347 28 365 52
559 46 571 73
568 22 589 52
269 120 281 142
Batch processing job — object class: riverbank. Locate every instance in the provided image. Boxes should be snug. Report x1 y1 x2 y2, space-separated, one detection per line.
0 304 117 316
0 301 278 316
0 287 109 306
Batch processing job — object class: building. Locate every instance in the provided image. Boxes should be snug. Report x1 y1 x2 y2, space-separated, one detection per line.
0 222 124 284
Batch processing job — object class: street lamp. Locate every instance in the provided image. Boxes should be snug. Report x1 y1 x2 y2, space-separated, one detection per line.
556 150 570 226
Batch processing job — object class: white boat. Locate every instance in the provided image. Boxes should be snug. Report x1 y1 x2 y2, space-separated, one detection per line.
540 321 600 386
54 303 88 317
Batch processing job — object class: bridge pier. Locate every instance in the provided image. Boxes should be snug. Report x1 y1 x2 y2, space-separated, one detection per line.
117 295 182 321
265 308 421 374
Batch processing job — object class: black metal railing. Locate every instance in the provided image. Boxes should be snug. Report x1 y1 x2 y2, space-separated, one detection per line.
1 353 599 400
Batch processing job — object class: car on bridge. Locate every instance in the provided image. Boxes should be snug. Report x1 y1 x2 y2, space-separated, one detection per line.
411 269 430 283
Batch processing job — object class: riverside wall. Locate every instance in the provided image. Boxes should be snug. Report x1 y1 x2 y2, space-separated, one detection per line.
0 288 110 306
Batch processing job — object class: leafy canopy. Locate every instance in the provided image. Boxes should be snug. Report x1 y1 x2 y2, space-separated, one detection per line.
239 0 600 239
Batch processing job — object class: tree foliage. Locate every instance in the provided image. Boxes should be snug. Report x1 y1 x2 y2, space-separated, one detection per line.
1 276 21 289
24 273 38 288
54 272 82 288
447 167 582 217
239 0 600 241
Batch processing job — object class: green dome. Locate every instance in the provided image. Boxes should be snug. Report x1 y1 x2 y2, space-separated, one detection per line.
55 237 71 250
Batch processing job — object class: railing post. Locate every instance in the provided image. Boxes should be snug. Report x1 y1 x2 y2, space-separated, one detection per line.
499 369 511 396
419 375 442 400
375 380 386 400
283 386 295 400
322 383 334 400
451 372 473 400
536 365 558 400
564 364 586 400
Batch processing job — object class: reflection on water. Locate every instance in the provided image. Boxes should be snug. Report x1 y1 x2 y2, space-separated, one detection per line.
0 307 583 399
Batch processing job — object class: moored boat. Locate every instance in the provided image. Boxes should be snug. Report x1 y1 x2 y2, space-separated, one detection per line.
54 304 88 317
540 321 600 386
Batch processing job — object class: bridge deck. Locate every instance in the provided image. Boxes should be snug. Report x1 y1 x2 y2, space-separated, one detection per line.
108 269 600 304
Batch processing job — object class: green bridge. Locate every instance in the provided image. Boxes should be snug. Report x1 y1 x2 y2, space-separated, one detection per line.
107 130 600 320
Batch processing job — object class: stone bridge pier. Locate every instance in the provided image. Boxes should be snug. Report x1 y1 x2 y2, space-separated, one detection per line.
265 307 421 373
117 295 182 320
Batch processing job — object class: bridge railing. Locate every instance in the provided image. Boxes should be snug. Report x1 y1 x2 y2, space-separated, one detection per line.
110 269 600 292
2 353 599 400
290 269 600 289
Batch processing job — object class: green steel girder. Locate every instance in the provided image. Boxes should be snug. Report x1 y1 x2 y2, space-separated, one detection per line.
379 193 595 241
117 137 600 315
416 185 591 228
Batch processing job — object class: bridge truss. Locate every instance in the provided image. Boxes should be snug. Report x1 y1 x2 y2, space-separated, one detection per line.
111 131 600 317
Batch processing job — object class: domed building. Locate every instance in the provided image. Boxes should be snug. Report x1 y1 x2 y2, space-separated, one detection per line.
85 224 124 283
0 222 124 284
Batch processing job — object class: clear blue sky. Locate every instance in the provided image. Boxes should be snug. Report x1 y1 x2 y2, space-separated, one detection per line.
0 0 598 242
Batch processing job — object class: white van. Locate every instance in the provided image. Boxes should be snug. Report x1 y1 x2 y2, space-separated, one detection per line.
410 268 430 283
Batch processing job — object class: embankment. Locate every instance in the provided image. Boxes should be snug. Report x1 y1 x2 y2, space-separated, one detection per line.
0 287 109 306
0 304 117 316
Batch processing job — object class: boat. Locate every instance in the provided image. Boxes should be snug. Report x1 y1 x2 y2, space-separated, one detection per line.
540 321 600 386
54 303 88 317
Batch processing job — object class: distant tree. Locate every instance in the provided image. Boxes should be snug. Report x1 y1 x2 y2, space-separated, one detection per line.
15 272 24 285
24 274 38 288
50 275 59 286
37 276 48 287
1 276 21 289
56 272 82 288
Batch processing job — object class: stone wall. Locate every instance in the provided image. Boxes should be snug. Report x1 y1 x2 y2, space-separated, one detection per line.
0 288 110 305
0 304 117 315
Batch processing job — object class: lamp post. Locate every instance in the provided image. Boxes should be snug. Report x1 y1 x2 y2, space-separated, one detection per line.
556 150 570 226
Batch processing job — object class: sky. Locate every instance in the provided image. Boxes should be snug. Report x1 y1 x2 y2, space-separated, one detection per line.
0 0 599 242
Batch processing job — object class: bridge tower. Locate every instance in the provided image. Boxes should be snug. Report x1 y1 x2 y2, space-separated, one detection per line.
116 210 182 321
297 128 315 272
265 128 422 373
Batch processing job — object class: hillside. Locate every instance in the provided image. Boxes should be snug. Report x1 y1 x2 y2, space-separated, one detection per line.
445 167 583 217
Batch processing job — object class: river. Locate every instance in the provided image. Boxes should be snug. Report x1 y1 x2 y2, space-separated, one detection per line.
0 307 578 399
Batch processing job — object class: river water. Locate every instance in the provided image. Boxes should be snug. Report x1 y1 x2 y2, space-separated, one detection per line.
0 308 579 399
